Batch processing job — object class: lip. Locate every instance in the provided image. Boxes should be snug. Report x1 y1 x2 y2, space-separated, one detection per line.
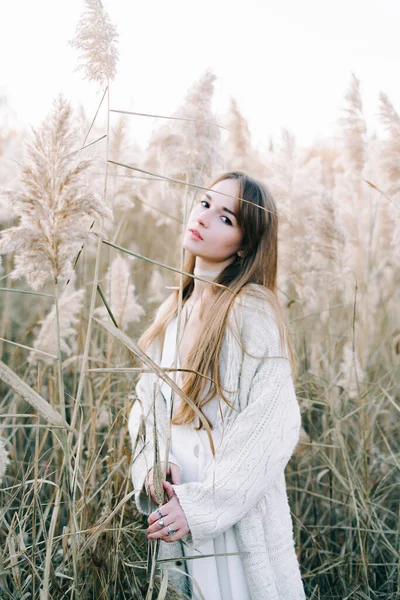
189 228 203 241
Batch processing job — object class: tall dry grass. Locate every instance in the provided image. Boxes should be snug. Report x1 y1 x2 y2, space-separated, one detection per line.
0 7 398 599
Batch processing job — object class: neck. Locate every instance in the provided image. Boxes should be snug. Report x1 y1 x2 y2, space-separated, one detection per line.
193 267 221 277
190 258 231 302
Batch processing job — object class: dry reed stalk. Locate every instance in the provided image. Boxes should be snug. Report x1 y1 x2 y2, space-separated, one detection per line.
68 85 111 436
40 484 62 599
151 390 164 507
69 0 118 451
162 175 191 481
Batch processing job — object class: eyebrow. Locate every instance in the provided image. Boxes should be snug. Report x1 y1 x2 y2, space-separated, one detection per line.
204 192 237 218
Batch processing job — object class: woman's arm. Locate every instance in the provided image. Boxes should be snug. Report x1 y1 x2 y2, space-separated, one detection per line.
169 294 302 548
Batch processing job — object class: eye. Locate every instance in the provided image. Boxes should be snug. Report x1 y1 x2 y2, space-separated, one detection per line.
200 199 233 226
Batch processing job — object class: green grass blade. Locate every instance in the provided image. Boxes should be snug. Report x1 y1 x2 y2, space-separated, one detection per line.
97 284 119 328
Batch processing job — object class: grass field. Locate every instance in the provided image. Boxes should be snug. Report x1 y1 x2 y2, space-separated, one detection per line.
0 1 399 598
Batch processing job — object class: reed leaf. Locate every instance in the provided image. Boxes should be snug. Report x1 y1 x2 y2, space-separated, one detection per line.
152 383 165 506
97 283 118 328
156 568 169 600
101 239 235 293
0 338 57 361
0 288 55 298
110 108 229 130
0 360 70 431
79 134 107 152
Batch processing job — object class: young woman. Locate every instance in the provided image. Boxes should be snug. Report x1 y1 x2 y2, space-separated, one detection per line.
128 171 306 599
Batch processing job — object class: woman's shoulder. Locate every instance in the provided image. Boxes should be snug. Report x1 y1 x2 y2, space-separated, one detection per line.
231 283 277 322
226 283 285 356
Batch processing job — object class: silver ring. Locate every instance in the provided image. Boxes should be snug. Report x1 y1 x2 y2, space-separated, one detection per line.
158 518 165 528
167 525 175 536
156 508 164 518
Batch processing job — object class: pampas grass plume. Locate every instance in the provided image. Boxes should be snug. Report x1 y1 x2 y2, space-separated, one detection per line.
0 94 112 289
69 0 119 85
337 340 365 400
147 269 167 304
95 255 145 331
0 437 10 484
147 69 222 222
30 276 85 364
338 72 367 173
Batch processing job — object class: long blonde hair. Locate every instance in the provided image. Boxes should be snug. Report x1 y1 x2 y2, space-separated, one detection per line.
137 171 298 429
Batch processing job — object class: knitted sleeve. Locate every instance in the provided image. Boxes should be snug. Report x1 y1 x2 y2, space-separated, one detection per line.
171 292 302 549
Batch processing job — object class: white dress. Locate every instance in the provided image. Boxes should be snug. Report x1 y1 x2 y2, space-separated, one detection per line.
159 314 251 600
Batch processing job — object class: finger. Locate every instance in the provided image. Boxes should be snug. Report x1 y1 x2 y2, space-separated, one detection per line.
145 473 153 494
154 526 188 543
148 523 178 541
147 505 168 526
145 468 153 488
145 472 157 503
146 482 158 506
169 463 181 484
147 505 166 526
160 531 181 543
147 493 176 525
162 480 176 500
147 513 173 535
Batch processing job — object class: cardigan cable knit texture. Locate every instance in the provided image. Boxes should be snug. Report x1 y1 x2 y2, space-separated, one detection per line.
128 284 306 599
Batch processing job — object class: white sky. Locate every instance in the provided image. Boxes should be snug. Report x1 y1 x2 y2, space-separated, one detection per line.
1 0 399 152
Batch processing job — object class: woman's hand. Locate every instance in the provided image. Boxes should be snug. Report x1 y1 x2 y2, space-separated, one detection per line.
145 461 180 504
147 480 190 543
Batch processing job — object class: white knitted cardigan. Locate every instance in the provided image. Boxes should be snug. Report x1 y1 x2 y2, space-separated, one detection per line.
128 284 306 599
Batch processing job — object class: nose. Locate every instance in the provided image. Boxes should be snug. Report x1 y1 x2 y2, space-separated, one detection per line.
196 210 210 227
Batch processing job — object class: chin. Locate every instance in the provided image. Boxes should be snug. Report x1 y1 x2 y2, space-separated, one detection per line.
183 240 199 254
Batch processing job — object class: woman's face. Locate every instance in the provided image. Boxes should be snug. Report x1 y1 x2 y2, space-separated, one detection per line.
182 178 243 266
